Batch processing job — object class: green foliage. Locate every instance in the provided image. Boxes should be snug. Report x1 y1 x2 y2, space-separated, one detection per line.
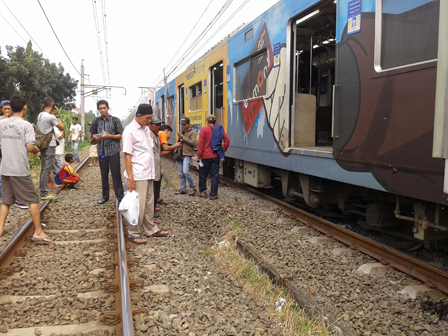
230 220 245 235
0 41 78 123
234 195 241 205
28 152 40 169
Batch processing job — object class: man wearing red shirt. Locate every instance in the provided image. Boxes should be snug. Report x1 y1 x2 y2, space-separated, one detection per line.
195 115 229 199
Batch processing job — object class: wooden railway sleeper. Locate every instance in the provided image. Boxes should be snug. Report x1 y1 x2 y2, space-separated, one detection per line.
102 312 121 325
104 282 119 293
130 280 144 291
106 261 118 270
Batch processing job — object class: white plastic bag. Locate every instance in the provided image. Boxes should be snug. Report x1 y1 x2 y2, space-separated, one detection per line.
118 190 140 226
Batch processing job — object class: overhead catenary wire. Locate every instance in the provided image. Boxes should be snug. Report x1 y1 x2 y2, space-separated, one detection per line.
1 0 48 58
92 0 107 85
152 0 234 87
0 12 27 44
101 0 111 86
36 0 85 78
150 0 216 87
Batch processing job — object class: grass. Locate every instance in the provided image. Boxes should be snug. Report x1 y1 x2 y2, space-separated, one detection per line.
234 195 241 205
230 220 245 235
212 224 331 336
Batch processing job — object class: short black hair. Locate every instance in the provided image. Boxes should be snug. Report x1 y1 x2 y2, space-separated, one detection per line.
65 153 74 162
161 125 172 132
42 97 54 108
10 96 26 113
97 100 109 109
73 117 78 121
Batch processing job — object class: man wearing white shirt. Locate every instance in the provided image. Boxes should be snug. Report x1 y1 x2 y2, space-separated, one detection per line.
69 117 82 162
122 104 169 244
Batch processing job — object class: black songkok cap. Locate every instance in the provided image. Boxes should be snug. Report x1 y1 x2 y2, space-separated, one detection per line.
136 103 153 116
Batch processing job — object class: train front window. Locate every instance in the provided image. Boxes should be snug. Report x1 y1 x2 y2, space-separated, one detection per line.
291 0 336 148
377 0 439 71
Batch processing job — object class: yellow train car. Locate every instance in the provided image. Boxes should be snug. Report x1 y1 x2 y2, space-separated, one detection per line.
174 40 229 140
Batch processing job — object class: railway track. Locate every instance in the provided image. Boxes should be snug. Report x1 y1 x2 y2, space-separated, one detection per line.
0 156 142 336
220 176 448 295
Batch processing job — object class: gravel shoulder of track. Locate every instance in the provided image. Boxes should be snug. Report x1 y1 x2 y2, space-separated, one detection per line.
157 156 448 336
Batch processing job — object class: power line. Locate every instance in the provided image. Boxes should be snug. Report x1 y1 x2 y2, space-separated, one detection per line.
0 12 27 44
101 0 111 86
1 0 48 57
92 0 107 85
36 0 85 78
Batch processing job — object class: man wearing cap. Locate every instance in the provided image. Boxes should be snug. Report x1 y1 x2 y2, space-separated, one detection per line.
90 100 124 204
195 114 229 199
148 115 167 217
122 104 168 244
0 100 12 119
175 117 197 196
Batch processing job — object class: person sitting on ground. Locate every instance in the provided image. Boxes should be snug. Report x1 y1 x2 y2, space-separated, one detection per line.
0 96 53 244
56 153 83 189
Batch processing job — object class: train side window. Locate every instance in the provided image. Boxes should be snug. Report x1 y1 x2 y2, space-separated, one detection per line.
375 0 439 71
189 82 202 112
234 51 267 102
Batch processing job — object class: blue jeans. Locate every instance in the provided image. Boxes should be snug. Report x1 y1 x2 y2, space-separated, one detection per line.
199 157 220 196
71 140 80 161
176 156 195 192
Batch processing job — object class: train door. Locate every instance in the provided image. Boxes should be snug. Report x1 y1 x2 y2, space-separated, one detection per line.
160 95 165 122
177 84 185 133
166 95 175 127
290 0 336 150
209 61 224 125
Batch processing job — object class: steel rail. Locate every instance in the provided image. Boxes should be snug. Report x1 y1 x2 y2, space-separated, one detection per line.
115 200 134 336
221 177 448 294
0 156 90 268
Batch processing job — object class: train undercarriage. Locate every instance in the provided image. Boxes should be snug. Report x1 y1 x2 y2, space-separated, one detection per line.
227 158 448 251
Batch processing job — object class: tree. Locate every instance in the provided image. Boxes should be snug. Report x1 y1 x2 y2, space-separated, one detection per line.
0 41 78 122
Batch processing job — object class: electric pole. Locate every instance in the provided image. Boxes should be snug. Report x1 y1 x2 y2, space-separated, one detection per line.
80 60 85 141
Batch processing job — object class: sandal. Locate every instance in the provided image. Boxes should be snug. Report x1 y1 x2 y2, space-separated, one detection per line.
155 207 161 212
150 230 169 238
189 189 196 196
157 198 168 205
31 236 54 245
126 235 146 245
175 190 187 195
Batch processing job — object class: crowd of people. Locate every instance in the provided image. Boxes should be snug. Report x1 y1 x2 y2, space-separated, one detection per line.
0 96 229 246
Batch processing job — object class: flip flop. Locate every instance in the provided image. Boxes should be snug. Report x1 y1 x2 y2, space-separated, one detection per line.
31 236 54 245
126 235 146 245
150 230 169 238
157 198 168 205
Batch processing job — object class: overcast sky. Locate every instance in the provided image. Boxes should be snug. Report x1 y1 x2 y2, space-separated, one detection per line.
0 0 278 120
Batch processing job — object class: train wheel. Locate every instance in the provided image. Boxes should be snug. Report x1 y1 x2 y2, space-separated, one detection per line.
380 233 423 251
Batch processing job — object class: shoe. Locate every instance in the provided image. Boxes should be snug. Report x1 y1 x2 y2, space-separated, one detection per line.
97 198 109 205
198 192 205 198
175 190 187 195
209 195 218 200
41 194 58 201
14 201 29 209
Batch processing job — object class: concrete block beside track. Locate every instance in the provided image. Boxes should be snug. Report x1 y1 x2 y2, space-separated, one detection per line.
357 263 395 276
398 285 444 300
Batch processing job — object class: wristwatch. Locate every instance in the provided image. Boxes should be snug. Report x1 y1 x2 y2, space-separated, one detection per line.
56 116 60 119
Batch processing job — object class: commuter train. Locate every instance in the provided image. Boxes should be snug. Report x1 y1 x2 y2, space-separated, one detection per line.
134 0 448 250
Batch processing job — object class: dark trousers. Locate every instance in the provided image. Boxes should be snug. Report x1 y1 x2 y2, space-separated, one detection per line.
199 157 220 196
153 173 162 210
99 152 124 202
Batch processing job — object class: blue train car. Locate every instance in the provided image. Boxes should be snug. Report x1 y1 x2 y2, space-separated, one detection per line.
154 0 448 248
